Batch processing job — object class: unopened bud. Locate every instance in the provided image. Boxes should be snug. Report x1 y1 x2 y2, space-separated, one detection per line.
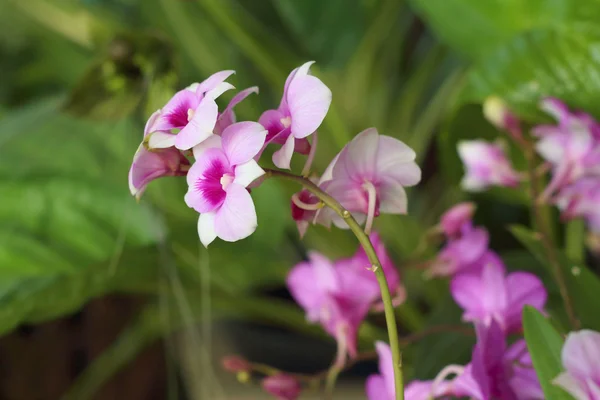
221 355 250 373
483 96 521 139
261 374 301 400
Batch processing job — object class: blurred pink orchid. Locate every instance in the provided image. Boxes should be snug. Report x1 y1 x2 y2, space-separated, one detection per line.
318 128 421 232
483 96 522 139
451 259 547 334
555 177 600 233
534 98 600 200
128 110 190 199
439 202 476 239
458 140 520 191
262 374 302 400
287 235 402 360
184 122 266 246
290 186 321 238
554 330 600 400
145 70 235 151
259 61 331 169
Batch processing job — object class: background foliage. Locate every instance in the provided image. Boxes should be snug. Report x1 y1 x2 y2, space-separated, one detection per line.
1 0 599 398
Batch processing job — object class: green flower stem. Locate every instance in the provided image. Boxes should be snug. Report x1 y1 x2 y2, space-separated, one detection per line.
262 169 404 400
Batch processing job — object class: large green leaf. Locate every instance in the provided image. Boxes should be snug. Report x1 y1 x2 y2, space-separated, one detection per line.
510 225 600 331
408 0 597 60
0 99 166 333
522 306 572 400
468 26 600 118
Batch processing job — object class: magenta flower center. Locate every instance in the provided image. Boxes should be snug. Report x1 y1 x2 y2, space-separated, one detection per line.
280 116 292 128
194 158 232 209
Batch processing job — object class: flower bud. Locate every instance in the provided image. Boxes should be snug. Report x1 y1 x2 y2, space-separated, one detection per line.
221 355 250 373
483 96 521 138
261 374 301 400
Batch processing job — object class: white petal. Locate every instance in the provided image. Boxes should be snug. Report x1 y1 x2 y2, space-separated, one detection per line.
272 134 296 169
192 135 222 159
379 184 408 214
553 372 589 400
198 212 217 247
147 131 176 149
206 82 235 100
233 160 265 187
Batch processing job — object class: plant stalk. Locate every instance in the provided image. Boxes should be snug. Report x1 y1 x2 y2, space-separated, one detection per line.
262 169 404 400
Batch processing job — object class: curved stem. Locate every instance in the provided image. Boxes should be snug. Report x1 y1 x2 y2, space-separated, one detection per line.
260 169 404 400
302 131 319 177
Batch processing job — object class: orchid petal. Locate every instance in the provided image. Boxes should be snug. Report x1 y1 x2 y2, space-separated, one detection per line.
205 82 235 100
505 272 547 333
147 131 176 149
272 134 296 169
365 375 388 400
553 372 589 400
184 148 230 213
287 74 332 139
195 70 235 95
192 135 222 159
144 109 162 137
198 212 217 247
333 128 379 181
233 160 265 187
154 89 199 131
175 97 219 150
214 183 257 242
562 330 600 383
378 183 408 214
222 121 267 165
375 341 395 397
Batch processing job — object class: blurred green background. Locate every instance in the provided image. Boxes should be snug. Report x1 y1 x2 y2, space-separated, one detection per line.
1 0 599 398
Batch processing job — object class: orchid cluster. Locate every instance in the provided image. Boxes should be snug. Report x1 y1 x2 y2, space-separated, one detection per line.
130 62 600 400
462 97 600 234
369 204 548 400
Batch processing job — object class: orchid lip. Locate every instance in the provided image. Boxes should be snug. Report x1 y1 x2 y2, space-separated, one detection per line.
220 173 234 190
187 108 194 122
280 116 292 128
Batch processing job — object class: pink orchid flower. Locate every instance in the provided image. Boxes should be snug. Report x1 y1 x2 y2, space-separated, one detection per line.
146 70 235 151
287 251 374 359
184 122 266 246
458 140 520 191
318 128 421 232
439 202 476 239
258 61 332 169
401 321 542 400
428 223 493 278
450 260 547 334
534 98 600 200
555 178 600 233
366 342 461 400
129 110 190 199
214 86 259 134
554 330 600 400
290 186 321 238
262 374 302 400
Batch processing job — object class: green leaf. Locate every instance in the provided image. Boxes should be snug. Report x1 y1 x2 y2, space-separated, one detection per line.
522 306 572 400
510 225 600 331
0 99 166 332
270 0 365 66
408 0 592 61
467 26 600 119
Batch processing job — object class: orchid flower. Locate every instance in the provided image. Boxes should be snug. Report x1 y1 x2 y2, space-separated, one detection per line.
450 259 547 334
318 128 421 233
554 330 600 399
184 122 266 246
290 186 321 238
287 251 374 359
258 61 332 170
145 70 235 151
262 374 302 400
534 98 600 200
458 140 521 192
555 177 600 233
439 202 476 239
128 110 190 199
214 86 259 134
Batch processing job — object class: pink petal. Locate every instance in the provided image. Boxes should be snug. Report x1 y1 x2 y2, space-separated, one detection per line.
258 109 287 141
233 160 264 187
195 70 235 96
143 109 162 137
215 86 259 134
213 183 257 242
287 262 324 320
287 74 332 139
198 212 217 247
451 274 486 321
175 97 219 150
375 341 395 396
365 375 389 400
272 134 296 169
440 202 476 238
154 89 200 132
325 178 367 214
553 372 589 400
505 272 547 333
205 82 235 100
562 330 600 383
221 121 267 166
333 128 379 181
376 135 417 174
481 261 508 317
378 183 408 214
192 135 222 159
309 251 340 293
540 97 571 123
129 145 187 198
184 148 230 213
